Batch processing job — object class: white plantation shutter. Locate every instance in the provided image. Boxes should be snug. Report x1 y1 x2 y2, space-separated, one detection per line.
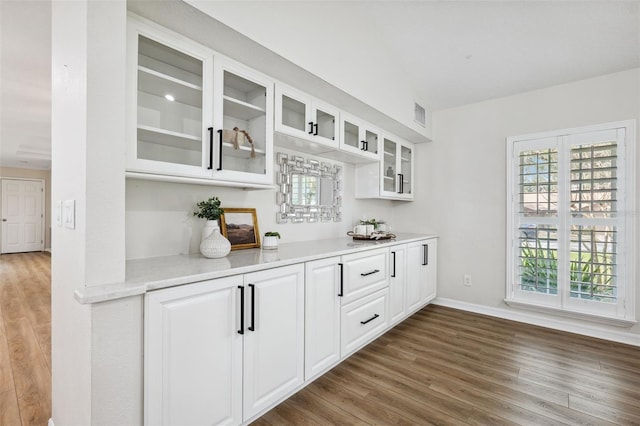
506 121 635 322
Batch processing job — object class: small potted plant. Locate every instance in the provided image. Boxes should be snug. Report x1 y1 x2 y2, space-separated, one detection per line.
262 231 281 250
193 197 230 258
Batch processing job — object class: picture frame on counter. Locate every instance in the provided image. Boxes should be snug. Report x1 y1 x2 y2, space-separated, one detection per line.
221 208 261 250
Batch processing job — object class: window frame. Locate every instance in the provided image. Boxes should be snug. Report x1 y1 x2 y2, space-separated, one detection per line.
505 120 636 326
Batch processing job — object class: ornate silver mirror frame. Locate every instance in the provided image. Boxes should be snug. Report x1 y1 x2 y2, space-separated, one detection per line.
276 152 342 223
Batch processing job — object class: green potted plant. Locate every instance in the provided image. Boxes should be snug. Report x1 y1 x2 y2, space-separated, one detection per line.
193 197 230 258
262 231 281 250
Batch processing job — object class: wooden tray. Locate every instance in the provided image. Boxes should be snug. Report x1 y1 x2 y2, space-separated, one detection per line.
347 231 396 241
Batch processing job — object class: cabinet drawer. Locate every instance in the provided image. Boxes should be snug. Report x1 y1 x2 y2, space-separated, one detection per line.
341 247 388 305
341 288 388 358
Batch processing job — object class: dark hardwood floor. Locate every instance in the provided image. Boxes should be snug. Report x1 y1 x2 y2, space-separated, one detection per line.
0 252 51 426
254 305 640 426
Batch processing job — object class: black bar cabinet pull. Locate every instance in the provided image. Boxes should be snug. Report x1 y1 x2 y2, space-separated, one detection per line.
423 244 429 266
397 174 402 193
308 121 314 134
313 123 319 136
237 286 245 335
248 284 256 331
391 251 396 278
338 263 344 297
400 174 405 193
360 269 380 277
207 127 214 170
360 314 379 325
217 129 223 171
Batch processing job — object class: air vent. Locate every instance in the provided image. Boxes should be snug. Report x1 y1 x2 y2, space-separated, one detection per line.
414 102 426 127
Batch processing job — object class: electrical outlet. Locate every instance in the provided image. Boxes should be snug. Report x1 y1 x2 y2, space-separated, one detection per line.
463 274 472 287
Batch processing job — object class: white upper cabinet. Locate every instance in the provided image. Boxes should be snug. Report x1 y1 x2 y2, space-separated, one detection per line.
274 84 339 152
126 15 274 186
127 17 213 179
355 133 415 201
212 58 273 185
339 114 380 162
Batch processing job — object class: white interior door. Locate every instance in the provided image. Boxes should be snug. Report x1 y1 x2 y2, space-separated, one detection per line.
1 179 44 253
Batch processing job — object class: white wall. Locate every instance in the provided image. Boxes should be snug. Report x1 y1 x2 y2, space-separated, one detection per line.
0 167 51 250
126 149 395 259
51 1 127 424
394 68 640 342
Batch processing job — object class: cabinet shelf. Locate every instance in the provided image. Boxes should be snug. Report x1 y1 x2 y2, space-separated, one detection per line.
138 66 202 107
138 125 201 151
384 151 395 157
222 141 265 159
223 96 266 121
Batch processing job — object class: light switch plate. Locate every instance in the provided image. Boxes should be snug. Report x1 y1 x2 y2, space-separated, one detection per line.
56 201 62 227
63 200 75 229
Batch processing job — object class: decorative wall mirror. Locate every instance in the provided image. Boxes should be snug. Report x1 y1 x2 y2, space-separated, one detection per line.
276 152 342 223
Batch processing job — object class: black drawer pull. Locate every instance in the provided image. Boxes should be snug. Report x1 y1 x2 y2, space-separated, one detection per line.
248 283 256 332
360 314 379 325
360 269 380 277
338 263 344 297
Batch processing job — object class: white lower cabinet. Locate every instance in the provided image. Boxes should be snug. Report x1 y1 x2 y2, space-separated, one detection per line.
144 240 437 426
242 265 305 420
407 238 438 314
144 264 304 426
304 257 341 380
145 276 243 426
388 243 407 325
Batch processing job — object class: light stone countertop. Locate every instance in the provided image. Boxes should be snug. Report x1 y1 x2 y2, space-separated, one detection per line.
74 233 437 304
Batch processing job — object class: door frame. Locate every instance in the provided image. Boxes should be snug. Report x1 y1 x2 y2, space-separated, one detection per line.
0 177 46 254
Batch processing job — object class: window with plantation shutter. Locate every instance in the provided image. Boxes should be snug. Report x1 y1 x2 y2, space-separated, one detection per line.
506 121 635 324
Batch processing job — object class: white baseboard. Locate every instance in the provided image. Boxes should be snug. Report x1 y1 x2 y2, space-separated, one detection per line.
432 297 640 347
48 418 54 426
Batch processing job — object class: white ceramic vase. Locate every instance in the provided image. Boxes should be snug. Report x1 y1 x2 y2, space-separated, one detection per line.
262 235 279 250
201 220 220 241
200 228 231 258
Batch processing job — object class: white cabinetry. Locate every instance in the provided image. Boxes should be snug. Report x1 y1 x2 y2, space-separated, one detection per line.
406 239 437 314
127 16 274 186
339 113 380 162
242 264 305 420
341 288 388 357
144 264 304 425
304 257 341 380
388 243 407 325
274 83 339 152
145 276 243 426
355 134 415 201
340 247 388 305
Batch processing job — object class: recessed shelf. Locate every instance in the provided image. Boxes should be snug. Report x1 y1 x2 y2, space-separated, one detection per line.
222 141 265 159
401 157 411 162
384 151 395 157
138 125 201 151
138 67 202 107
223 96 266 121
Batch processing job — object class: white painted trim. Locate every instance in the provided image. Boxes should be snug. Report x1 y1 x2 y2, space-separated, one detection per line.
48 418 55 426
432 297 640 348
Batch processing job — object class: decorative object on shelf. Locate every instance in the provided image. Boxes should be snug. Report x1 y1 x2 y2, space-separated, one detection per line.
193 196 230 257
222 127 256 158
347 231 396 241
276 152 342 224
221 208 261 250
262 231 281 250
199 228 231 258
386 166 394 177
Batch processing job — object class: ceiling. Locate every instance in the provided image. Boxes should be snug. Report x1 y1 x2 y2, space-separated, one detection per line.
1 1 638 171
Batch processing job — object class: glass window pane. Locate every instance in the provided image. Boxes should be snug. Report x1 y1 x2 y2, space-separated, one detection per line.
519 149 558 216
569 225 617 303
518 225 558 294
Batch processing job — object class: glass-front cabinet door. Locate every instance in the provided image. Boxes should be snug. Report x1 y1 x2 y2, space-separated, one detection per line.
127 18 213 178
339 114 380 162
212 59 273 185
380 136 414 200
275 84 338 150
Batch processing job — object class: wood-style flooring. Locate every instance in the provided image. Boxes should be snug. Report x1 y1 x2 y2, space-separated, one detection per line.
254 305 640 426
0 252 51 426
